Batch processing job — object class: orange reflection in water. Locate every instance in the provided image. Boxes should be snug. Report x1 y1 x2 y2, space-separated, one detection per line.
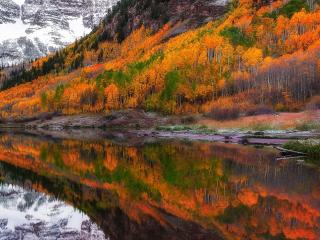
0 134 319 240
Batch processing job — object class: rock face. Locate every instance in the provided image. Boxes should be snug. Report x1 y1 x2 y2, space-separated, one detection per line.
102 0 228 42
0 0 20 24
0 184 107 240
0 0 117 65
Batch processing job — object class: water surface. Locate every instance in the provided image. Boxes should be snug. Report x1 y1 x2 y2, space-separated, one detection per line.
0 132 319 239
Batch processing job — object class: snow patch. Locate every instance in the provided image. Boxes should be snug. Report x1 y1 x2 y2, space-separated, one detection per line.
212 0 229 6
0 19 27 41
69 17 91 40
12 0 25 6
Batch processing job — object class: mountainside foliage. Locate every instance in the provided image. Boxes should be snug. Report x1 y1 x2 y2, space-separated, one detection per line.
0 0 320 119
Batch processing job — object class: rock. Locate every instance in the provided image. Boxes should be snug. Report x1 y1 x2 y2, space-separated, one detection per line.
254 131 265 136
102 0 227 42
0 219 8 230
81 220 92 233
23 233 39 240
0 0 20 24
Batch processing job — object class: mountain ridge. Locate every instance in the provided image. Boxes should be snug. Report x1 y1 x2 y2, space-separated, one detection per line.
0 0 118 65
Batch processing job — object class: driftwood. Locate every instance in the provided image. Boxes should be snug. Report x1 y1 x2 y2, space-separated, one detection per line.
276 156 305 161
275 146 307 156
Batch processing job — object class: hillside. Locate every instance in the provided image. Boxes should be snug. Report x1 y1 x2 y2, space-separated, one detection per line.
0 0 320 121
0 0 226 89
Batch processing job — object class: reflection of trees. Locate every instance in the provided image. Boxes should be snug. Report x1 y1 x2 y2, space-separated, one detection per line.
0 161 220 240
0 134 319 239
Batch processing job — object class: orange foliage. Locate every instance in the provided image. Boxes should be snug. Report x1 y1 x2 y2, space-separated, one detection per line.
1 1 320 118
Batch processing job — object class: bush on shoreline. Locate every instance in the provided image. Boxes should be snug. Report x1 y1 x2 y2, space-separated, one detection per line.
284 140 320 162
245 105 274 116
206 106 240 121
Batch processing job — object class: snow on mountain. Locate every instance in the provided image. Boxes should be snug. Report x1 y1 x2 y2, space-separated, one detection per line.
0 184 108 239
0 0 118 66
12 0 25 6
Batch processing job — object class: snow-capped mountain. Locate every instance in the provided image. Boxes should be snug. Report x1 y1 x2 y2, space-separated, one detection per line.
0 0 118 65
0 184 108 239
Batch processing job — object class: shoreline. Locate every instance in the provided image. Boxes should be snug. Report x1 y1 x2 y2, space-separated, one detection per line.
1 115 319 165
0 110 319 146
1 123 319 147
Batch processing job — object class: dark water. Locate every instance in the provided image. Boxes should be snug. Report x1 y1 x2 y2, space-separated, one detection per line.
0 132 319 240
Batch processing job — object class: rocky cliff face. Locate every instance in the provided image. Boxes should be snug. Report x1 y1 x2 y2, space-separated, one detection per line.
102 0 227 42
0 0 20 24
0 0 117 65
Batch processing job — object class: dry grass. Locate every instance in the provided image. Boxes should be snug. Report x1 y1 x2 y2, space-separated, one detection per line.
197 110 320 130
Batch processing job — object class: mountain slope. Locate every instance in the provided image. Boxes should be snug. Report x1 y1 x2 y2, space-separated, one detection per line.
0 0 228 89
0 0 117 65
0 0 319 120
100 0 227 42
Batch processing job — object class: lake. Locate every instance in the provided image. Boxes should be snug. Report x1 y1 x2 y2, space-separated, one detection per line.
0 132 319 240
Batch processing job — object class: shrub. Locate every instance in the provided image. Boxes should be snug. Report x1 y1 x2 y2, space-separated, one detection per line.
296 121 320 131
284 140 320 161
207 106 240 120
306 96 320 110
274 103 287 112
181 115 197 124
246 105 274 116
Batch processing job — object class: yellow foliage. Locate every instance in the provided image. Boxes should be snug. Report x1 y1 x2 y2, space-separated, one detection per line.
1 0 320 118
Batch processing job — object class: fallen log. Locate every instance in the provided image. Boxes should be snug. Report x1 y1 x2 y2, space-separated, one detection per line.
276 156 306 161
275 146 307 156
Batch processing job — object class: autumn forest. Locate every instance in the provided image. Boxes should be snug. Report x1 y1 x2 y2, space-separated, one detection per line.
0 0 320 119
0 0 320 239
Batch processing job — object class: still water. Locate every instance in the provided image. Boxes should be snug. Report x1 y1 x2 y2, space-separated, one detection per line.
0 132 319 240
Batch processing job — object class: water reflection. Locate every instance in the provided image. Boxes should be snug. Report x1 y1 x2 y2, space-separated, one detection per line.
0 133 319 239
0 183 107 240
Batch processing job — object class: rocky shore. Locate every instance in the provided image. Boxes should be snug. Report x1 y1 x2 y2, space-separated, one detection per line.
0 110 319 146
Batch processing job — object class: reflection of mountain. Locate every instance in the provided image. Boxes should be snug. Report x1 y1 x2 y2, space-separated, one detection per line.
0 162 221 240
0 183 106 240
0 133 319 239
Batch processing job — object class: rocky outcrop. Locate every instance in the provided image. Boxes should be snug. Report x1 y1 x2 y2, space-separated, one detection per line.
0 0 20 24
101 0 228 42
0 0 118 65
